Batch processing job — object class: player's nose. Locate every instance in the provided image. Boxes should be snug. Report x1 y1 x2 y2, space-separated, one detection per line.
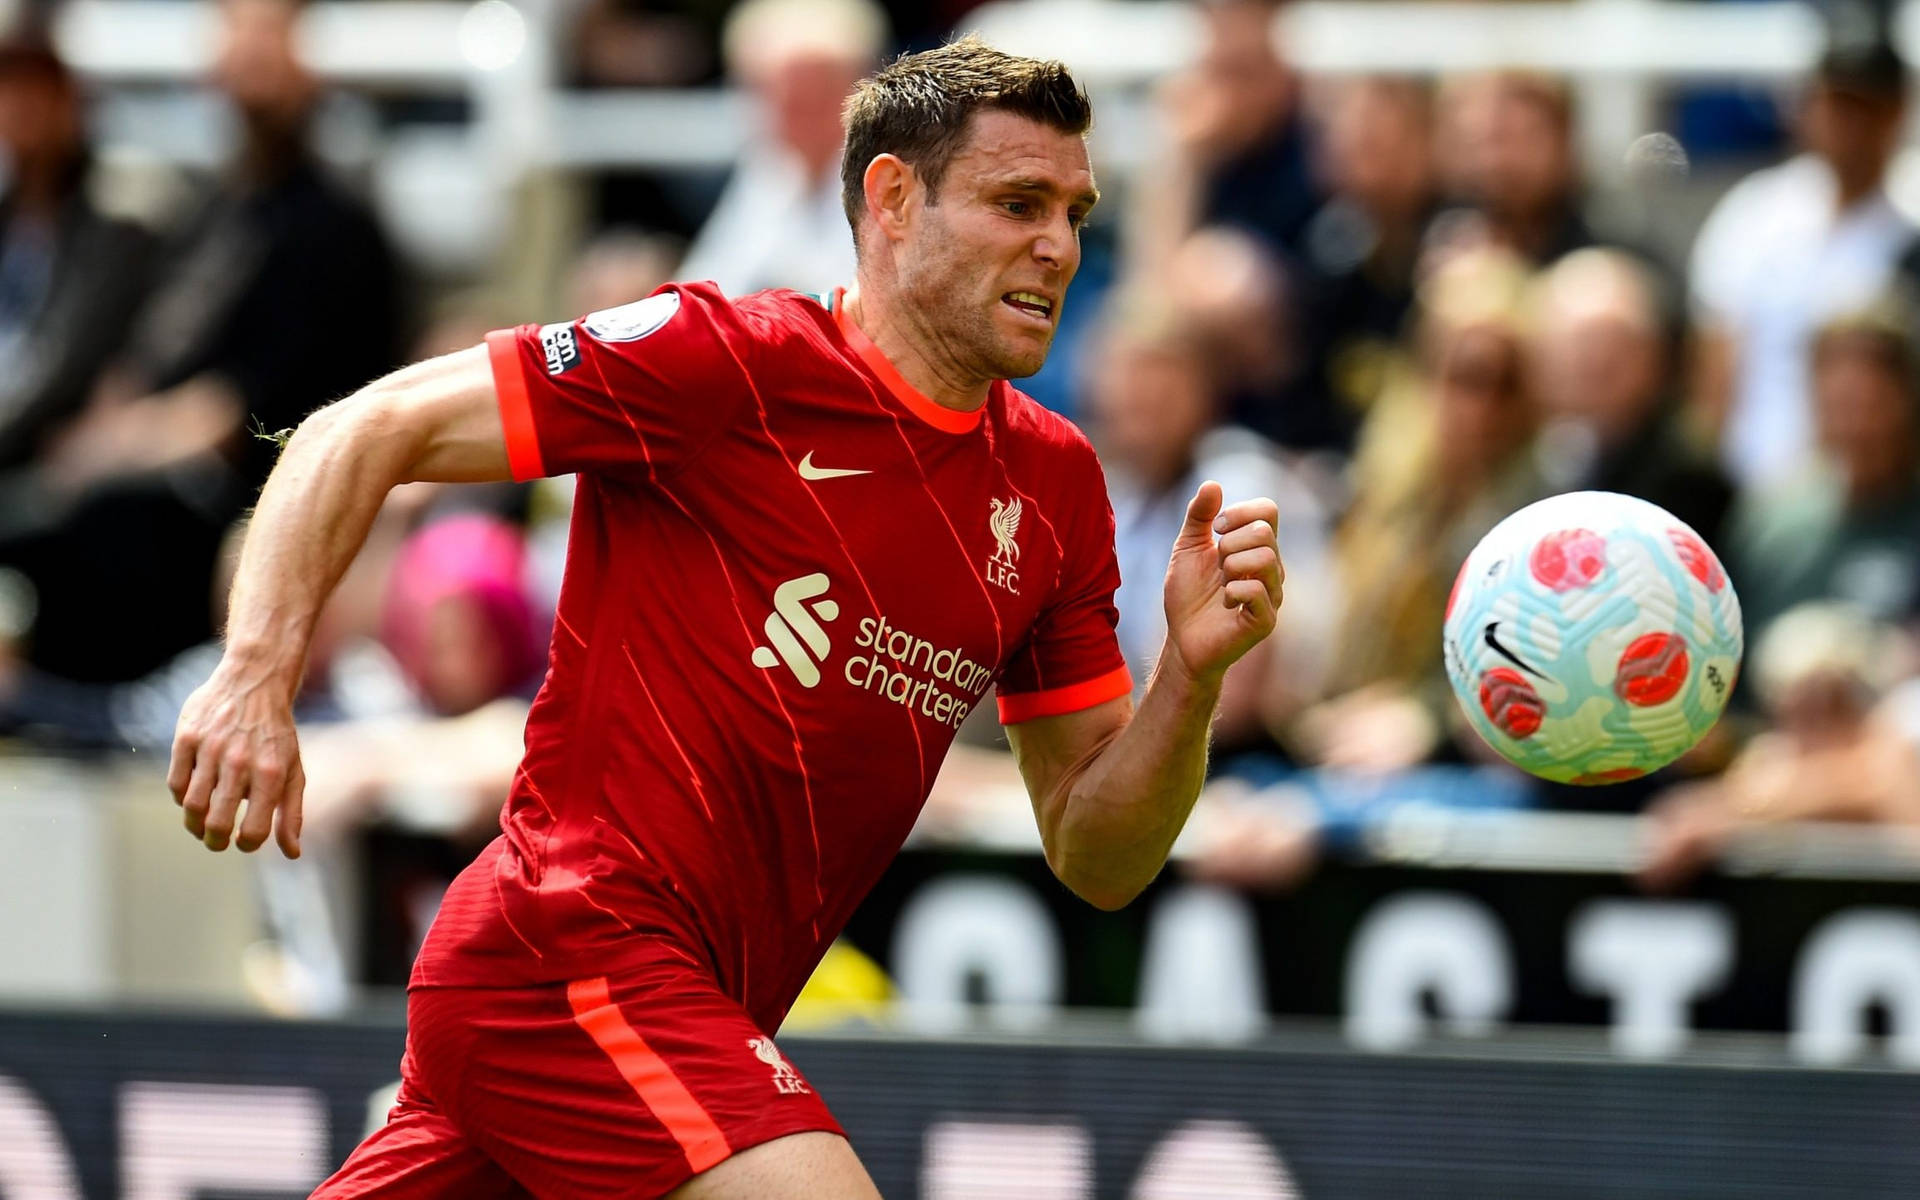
1031 217 1078 276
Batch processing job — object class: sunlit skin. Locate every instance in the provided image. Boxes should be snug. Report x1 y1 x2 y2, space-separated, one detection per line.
840 109 1098 411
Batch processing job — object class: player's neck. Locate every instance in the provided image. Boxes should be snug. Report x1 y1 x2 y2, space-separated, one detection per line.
840 286 992 415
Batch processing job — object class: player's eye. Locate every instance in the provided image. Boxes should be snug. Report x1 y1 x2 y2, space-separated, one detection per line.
1002 200 1031 217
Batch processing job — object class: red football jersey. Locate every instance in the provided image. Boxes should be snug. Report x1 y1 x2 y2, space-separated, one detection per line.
411 283 1131 1031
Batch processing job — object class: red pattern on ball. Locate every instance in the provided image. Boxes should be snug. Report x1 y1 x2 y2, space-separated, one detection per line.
1615 632 1689 706
1667 528 1726 592
1479 667 1544 738
1446 559 1469 620
1530 529 1609 591
1571 766 1647 785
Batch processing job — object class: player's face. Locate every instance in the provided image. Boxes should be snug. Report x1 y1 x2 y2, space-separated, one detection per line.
899 111 1097 380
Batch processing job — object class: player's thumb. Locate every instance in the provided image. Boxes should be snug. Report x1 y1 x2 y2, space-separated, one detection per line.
1177 480 1224 546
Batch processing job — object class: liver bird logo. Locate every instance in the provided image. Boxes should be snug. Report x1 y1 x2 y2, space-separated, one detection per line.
746 1036 809 1094
989 497 1022 567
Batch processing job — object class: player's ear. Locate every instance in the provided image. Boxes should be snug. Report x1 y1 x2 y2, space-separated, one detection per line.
863 153 918 247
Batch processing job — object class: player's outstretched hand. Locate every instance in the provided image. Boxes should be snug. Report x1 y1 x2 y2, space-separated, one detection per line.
167 664 305 857
1161 481 1284 685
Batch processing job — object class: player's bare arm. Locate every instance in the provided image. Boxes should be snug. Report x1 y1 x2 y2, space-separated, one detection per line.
167 345 511 857
1008 481 1284 909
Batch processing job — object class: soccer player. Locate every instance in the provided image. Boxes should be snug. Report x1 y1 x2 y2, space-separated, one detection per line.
167 39 1285 1199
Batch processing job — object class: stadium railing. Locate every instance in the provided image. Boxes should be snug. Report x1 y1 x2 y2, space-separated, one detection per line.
50 0 1845 272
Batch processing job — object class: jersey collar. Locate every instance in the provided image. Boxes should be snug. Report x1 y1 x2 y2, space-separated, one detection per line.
830 288 986 435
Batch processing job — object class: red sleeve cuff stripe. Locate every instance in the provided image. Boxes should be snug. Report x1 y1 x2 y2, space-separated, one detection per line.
487 327 545 481
997 664 1133 724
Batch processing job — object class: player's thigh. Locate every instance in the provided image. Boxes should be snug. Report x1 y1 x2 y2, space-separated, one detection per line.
667 1131 880 1200
311 1073 529 1199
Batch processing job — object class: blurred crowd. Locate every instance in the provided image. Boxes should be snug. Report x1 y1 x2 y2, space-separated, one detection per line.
5 0 1920 995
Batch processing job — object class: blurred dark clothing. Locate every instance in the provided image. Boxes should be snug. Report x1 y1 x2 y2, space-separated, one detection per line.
0 464 246 681
1514 202 1598 266
0 151 402 683
1301 199 1431 353
0 160 156 467
1561 410 1738 549
1288 198 1441 453
566 0 725 88
879 0 986 50
1438 198 1599 267
122 153 402 488
0 640 222 750
1221 368 1346 456
1885 231 1920 310
1728 466 1920 635
1201 112 1324 261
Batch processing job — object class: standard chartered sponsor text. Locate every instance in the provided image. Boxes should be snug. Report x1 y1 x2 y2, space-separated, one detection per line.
845 615 993 727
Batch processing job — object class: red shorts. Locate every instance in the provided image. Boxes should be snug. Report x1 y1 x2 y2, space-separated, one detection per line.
312 950 841 1198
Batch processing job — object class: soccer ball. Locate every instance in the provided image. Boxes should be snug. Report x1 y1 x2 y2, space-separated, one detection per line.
1441 491 1743 784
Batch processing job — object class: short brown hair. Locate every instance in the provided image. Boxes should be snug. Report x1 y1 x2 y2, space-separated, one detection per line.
1813 293 1920 389
839 36 1091 247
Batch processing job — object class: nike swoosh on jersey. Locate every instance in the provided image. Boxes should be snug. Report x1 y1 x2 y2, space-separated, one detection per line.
1483 621 1549 679
797 452 873 481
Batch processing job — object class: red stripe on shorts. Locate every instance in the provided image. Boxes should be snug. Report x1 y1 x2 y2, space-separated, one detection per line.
567 976 732 1174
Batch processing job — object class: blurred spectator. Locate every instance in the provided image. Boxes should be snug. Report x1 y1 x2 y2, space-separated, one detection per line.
1728 297 1920 633
1162 227 1318 453
1642 602 1920 890
0 37 156 469
0 486 546 752
1185 759 1533 890
570 0 722 89
1133 0 1321 273
0 494 544 1004
1436 71 1594 266
1085 299 1335 758
1690 36 1912 487
380 514 546 719
568 229 681 315
110 0 402 484
0 0 402 683
1299 248 1549 770
677 0 885 295
1531 247 1736 546
1296 75 1440 452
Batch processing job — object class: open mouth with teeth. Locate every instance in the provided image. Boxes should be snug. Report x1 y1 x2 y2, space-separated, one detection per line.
1002 291 1055 322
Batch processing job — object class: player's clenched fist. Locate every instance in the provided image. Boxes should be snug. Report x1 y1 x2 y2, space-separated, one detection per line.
167 666 306 857
1160 481 1285 684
